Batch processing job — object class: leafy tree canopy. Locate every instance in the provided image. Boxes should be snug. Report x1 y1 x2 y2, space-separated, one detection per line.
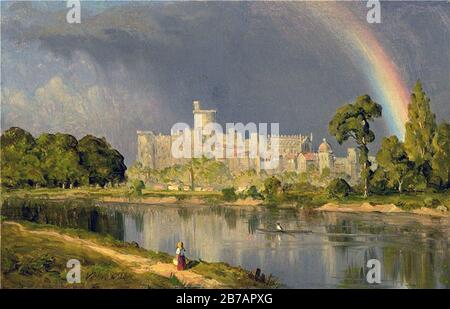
1 128 126 188
78 135 127 187
329 95 382 197
404 80 437 167
376 136 414 193
431 122 450 188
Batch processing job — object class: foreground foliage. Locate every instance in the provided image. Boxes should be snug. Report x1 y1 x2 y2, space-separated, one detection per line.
1 221 275 289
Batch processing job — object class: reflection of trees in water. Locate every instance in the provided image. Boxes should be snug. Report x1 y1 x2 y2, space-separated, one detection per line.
88 209 124 240
382 243 445 288
2 198 124 240
335 231 448 288
401 242 445 288
177 208 193 222
209 206 237 230
324 214 449 289
247 214 260 235
339 265 366 288
325 219 355 242
224 209 237 230
132 212 145 233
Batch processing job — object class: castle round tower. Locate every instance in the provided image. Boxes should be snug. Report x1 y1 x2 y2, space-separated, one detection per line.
318 138 333 174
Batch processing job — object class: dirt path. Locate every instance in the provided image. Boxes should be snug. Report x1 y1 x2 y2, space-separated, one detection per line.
4 221 222 288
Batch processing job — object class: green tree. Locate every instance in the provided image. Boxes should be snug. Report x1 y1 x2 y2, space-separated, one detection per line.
376 136 414 193
431 122 450 188
404 80 437 181
0 127 43 187
78 135 126 187
329 95 382 197
221 187 238 202
129 179 145 196
327 178 352 198
298 172 308 184
320 167 331 181
263 176 282 202
36 133 87 188
369 168 389 194
246 185 262 200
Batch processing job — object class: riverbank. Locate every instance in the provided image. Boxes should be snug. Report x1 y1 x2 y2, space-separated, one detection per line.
1 187 264 207
316 202 449 218
2 187 449 218
0 220 277 289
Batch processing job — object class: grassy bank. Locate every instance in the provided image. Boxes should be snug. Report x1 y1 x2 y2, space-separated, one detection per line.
0 220 277 289
2 187 449 214
1 186 221 200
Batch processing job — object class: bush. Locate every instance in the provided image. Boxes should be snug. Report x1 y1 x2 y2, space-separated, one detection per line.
129 179 145 196
1 248 18 274
291 182 320 192
327 178 352 198
18 254 55 275
263 176 282 201
221 187 238 202
246 185 262 200
370 168 390 194
423 197 442 208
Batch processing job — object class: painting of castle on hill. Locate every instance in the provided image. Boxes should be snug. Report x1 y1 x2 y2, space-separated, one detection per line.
1 1 449 292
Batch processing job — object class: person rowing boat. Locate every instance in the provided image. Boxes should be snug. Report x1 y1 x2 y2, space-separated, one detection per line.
276 222 284 232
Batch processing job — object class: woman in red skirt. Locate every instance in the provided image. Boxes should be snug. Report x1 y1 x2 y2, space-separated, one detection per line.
176 241 186 271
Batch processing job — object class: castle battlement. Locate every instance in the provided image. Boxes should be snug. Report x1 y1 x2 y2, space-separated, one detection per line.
136 100 358 182
137 130 154 135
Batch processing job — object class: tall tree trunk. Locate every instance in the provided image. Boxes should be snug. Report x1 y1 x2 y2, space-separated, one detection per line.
190 162 195 191
363 169 368 198
357 143 371 199
362 160 369 198
398 180 403 193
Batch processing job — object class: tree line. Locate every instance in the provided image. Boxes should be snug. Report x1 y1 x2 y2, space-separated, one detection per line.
329 80 449 196
1 127 127 188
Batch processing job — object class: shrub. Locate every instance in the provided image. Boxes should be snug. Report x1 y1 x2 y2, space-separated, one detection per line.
18 254 55 275
246 185 262 200
1 248 18 274
291 182 320 192
327 178 352 198
129 179 145 196
221 187 238 202
263 176 282 201
175 194 188 201
370 168 390 194
423 197 442 208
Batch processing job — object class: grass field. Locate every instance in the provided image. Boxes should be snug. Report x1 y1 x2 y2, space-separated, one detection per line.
1 220 276 289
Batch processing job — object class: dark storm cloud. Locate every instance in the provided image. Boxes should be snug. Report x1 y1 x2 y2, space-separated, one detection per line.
1 1 449 164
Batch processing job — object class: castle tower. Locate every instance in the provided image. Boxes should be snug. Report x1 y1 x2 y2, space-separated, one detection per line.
137 131 156 168
193 100 216 132
318 138 333 174
346 148 359 182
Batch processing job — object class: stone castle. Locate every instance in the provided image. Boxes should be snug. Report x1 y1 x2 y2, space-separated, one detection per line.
137 101 359 182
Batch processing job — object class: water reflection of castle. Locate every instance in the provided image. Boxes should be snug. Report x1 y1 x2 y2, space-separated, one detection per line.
137 101 359 182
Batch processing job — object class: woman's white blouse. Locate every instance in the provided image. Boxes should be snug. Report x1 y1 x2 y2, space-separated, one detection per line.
176 248 185 256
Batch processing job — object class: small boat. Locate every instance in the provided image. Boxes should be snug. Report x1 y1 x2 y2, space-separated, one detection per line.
256 228 313 234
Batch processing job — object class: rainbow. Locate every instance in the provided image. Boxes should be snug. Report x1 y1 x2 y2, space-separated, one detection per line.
306 2 410 139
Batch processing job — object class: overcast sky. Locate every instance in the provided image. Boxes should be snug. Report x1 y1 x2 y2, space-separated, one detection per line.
1 1 449 164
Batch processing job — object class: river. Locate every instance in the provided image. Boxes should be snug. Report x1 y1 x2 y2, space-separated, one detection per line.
2 198 449 288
